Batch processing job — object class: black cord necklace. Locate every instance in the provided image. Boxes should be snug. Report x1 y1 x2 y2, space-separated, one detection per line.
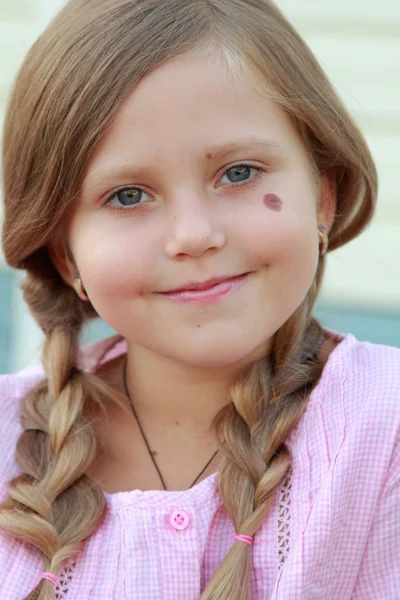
123 358 219 491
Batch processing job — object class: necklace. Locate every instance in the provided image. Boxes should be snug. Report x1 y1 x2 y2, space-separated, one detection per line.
123 358 219 491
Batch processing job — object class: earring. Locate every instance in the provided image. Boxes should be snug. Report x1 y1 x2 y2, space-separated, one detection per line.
318 225 329 256
73 275 89 301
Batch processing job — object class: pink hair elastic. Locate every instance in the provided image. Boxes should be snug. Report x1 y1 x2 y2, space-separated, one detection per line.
41 572 57 585
234 535 253 546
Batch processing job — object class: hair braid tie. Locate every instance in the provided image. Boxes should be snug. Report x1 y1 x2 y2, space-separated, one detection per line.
41 572 57 585
234 535 253 546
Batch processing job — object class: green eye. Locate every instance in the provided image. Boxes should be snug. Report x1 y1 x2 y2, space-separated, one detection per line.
106 187 152 209
117 189 143 205
226 165 252 183
220 165 262 187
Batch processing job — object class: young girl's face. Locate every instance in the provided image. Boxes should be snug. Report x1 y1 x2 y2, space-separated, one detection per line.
64 54 333 368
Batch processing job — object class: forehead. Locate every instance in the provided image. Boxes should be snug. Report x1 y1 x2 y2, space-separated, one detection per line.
84 54 309 177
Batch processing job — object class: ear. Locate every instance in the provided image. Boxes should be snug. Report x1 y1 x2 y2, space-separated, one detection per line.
48 238 77 289
318 169 337 231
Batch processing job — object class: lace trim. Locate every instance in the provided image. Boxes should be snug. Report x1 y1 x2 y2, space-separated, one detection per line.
276 469 292 569
55 559 77 599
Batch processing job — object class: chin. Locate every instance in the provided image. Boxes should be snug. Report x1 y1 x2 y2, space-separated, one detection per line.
174 342 262 370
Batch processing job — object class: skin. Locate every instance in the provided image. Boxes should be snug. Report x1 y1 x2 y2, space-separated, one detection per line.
53 53 336 491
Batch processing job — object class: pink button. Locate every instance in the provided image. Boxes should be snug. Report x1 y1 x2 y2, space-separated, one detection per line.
169 510 190 531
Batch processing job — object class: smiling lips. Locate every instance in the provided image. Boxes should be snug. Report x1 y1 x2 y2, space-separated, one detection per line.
159 273 250 303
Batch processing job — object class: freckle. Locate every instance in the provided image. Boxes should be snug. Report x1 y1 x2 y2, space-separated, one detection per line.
175 421 180 426
263 193 283 212
151 450 158 457
206 152 213 159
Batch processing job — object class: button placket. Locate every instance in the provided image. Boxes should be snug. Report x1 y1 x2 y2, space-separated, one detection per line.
155 505 200 599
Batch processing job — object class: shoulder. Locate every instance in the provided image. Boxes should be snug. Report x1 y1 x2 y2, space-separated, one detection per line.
0 334 125 499
0 364 46 501
323 333 400 417
307 333 400 478
0 363 46 435
342 333 400 383
288 335 400 508
0 333 125 398
295 333 400 460
0 364 46 402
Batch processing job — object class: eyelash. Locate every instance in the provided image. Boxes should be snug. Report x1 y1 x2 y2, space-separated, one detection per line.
102 164 266 212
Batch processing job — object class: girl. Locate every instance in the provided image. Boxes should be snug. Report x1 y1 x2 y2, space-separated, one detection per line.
0 0 399 598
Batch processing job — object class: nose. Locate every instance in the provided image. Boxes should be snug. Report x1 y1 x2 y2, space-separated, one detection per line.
165 193 226 259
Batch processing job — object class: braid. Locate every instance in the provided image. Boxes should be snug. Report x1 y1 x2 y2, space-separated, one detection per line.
0 270 112 600
202 280 326 600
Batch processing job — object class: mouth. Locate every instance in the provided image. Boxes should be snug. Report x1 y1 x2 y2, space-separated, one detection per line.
158 272 251 304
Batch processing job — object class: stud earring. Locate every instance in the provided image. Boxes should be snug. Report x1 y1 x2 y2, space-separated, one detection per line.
73 275 89 301
318 225 329 256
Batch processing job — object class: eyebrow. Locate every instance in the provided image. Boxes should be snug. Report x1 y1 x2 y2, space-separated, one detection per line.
204 136 285 160
82 135 284 193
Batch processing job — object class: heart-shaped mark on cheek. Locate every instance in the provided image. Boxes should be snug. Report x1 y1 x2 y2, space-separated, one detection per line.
263 194 283 212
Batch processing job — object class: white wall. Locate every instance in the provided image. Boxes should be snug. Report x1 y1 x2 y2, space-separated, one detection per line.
279 0 400 310
0 0 399 369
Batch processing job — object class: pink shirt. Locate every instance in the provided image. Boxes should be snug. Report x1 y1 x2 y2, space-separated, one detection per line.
0 333 399 599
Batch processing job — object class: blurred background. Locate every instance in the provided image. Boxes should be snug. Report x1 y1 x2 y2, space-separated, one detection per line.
0 0 399 373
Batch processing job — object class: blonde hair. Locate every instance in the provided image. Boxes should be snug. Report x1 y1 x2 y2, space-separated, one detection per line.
0 1 377 598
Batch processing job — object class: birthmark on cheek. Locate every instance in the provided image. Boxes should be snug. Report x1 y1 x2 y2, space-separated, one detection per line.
175 421 180 426
263 193 283 212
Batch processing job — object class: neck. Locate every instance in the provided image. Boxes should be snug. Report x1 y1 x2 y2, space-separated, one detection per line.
124 344 238 436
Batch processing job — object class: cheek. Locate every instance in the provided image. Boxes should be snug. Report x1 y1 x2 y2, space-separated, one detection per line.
241 200 319 313
232 194 317 267
68 218 159 302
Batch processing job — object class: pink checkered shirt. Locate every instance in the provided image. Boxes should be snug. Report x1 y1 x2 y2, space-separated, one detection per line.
0 332 399 599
